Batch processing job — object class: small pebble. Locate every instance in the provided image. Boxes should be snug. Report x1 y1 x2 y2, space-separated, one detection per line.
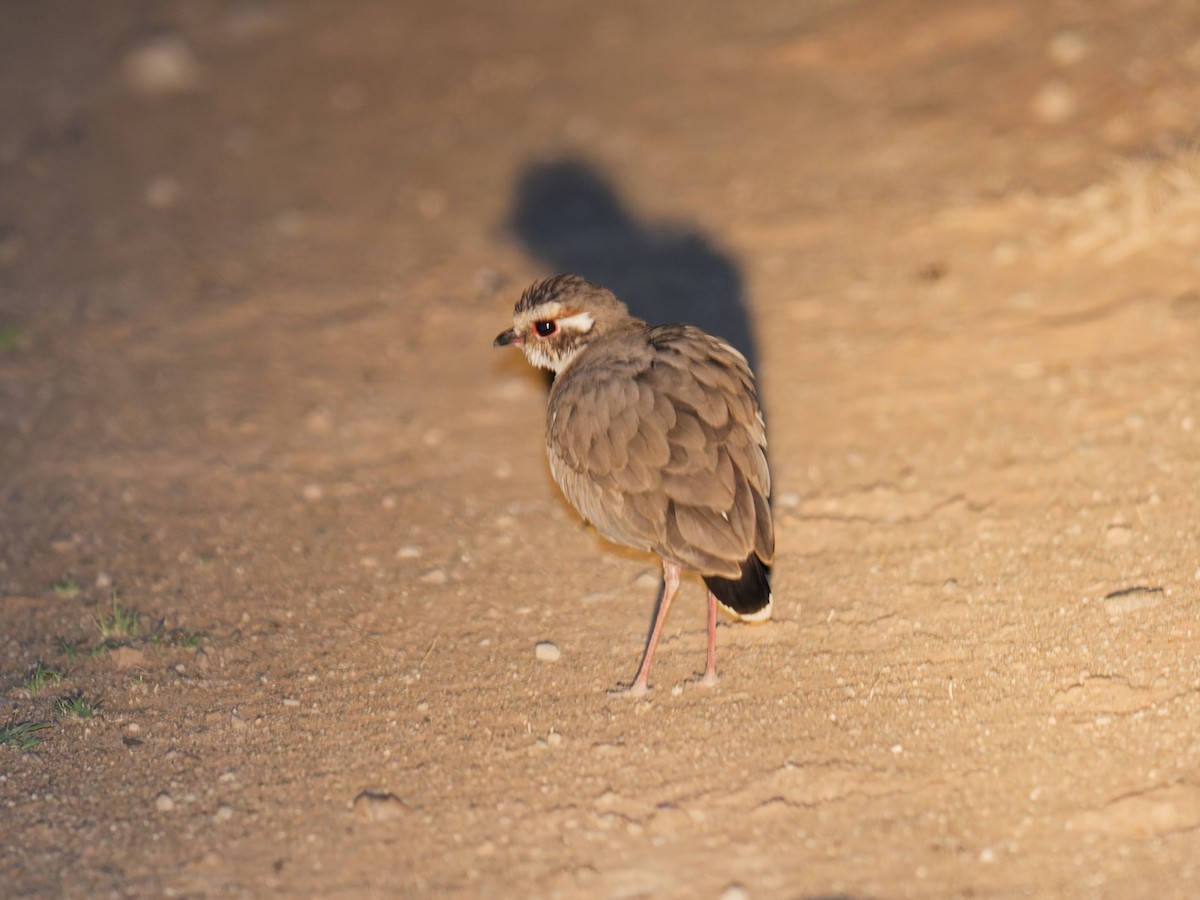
633 570 659 590
352 790 407 822
776 490 800 508
1105 524 1132 547
214 804 234 823
719 884 751 900
301 483 323 502
194 648 211 671
145 176 182 209
1103 589 1163 616
397 545 422 559
230 711 248 730
121 32 204 95
535 641 561 662
303 407 333 434
546 732 563 747
155 792 175 812
593 790 619 809
50 536 77 554
1032 79 1077 124
418 567 447 585
1048 30 1088 66
495 377 527 401
95 572 113 589
282 698 300 707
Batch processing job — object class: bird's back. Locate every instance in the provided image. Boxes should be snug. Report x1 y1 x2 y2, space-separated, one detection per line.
546 322 773 584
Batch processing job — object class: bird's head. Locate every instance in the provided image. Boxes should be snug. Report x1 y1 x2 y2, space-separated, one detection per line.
493 274 632 373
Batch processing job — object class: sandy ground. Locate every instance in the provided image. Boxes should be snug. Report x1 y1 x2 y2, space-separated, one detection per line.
3 1 1200 897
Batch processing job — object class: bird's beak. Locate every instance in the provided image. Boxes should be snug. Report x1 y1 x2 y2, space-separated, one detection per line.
494 328 522 347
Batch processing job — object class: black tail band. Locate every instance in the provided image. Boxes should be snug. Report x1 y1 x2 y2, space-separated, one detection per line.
703 554 771 617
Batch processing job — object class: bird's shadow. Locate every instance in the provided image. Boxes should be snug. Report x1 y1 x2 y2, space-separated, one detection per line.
506 158 758 373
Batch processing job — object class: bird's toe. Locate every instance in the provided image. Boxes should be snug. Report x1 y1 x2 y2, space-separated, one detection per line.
607 681 651 699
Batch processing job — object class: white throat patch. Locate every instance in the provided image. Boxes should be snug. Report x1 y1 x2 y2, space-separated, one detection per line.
524 344 560 371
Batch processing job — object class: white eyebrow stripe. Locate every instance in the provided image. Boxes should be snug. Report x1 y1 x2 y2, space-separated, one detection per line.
557 311 595 332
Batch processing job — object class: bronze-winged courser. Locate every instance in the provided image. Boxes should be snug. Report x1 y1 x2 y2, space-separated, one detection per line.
495 274 773 696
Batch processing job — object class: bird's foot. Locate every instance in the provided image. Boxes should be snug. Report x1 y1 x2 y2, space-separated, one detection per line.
607 680 650 699
691 668 720 689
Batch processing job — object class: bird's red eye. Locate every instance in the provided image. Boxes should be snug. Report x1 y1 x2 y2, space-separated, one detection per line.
534 320 557 337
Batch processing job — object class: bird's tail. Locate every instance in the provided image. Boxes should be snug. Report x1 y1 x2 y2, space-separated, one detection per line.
704 555 772 622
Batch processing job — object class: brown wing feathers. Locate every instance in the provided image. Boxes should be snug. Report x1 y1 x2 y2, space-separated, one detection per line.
546 322 773 612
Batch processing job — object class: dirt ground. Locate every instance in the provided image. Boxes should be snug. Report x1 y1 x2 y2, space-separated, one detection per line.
3 1 1200 896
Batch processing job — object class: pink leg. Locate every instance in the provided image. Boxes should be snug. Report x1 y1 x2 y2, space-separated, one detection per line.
698 592 719 687
611 559 680 697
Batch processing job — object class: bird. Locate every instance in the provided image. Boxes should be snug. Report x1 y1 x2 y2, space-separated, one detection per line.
494 273 774 696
